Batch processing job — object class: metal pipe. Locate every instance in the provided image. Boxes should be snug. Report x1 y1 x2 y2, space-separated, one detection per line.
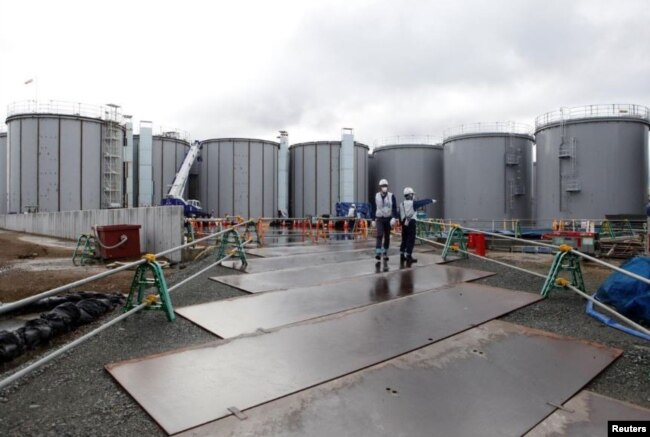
0 221 253 315
417 235 650 338
566 283 650 337
0 248 242 393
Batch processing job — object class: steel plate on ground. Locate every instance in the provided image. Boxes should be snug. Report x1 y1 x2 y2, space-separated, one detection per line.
177 321 622 437
211 254 441 293
178 266 493 338
106 285 540 434
244 240 374 257
222 248 436 273
525 390 650 437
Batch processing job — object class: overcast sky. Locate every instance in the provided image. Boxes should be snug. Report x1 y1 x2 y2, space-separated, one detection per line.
1 0 649 145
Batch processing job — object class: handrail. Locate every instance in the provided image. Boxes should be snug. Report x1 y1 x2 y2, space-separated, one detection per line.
373 135 442 148
443 121 532 140
0 220 254 315
6 100 123 122
535 104 650 129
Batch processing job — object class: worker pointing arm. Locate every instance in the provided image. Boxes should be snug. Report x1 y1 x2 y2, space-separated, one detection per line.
399 187 436 263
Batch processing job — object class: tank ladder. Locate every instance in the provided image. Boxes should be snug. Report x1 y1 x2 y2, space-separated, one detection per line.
102 105 123 208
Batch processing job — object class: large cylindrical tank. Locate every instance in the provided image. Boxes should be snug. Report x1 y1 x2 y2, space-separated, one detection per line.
0 130 6 214
534 104 650 225
367 152 376 203
197 138 279 218
443 123 533 223
371 137 443 218
5 101 125 213
290 141 369 217
133 132 191 205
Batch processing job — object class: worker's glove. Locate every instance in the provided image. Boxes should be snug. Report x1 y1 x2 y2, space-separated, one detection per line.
390 218 396 227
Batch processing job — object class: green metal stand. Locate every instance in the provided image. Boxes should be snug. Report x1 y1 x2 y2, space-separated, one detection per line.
218 229 248 264
441 225 468 261
541 245 586 298
72 234 98 266
124 255 175 321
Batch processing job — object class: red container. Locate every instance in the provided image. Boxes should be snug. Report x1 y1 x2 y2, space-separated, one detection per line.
470 233 486 257
95 224 142 260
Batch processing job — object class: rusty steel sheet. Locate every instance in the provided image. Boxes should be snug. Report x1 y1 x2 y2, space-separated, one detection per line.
525 390 650 437
177 321 622 437
221 248 435 273
178 266 493 338
106 284 540 435
244 240 374 257
211 254 443 293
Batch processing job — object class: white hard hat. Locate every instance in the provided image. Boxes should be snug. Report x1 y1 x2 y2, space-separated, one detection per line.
351 203 356 207
403 187 414 196
378 179 389 186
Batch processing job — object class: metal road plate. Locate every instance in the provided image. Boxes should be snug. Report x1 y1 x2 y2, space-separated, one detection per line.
178 266 493 338
177 321 622 437
221 248 436 273
244 240 374 257
525 390 650 437
106 285 540 435
211 254 442 293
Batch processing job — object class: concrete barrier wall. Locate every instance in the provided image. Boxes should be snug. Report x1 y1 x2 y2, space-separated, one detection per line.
0 206 185 262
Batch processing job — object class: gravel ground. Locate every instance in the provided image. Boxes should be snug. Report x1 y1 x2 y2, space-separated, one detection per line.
0 248 648 436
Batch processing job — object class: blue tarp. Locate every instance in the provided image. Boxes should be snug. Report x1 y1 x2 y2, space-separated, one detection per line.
335 202 372 219
595 257 650 325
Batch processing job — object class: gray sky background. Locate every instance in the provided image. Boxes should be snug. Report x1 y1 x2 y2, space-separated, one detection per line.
1 0 649 145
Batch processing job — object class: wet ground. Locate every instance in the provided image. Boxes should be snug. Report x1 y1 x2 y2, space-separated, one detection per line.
0 240 647 436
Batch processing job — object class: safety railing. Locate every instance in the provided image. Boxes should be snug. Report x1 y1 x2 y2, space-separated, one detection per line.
0 220 255 391
442 121 532 141
6 100 123 122
373 135 442 148
155 127 191 142
535 104 650 129
416 219 650 340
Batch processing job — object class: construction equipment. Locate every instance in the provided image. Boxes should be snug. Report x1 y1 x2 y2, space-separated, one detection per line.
161 140 210 218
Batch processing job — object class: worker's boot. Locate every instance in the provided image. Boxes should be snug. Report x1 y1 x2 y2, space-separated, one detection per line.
375 249 381 261
406 254 418 263
400 252 406 262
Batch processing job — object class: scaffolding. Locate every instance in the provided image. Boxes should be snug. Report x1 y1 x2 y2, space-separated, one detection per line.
102 104 123 209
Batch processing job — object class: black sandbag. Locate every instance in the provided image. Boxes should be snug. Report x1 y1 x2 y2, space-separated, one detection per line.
0 330 25 362
77 299 110 319
39 313 70 335
24 318 54 342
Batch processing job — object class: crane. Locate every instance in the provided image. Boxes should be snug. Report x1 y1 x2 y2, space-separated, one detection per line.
161 140 209 217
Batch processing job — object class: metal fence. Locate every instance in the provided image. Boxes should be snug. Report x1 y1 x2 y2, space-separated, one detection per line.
7 100 123 122
373 135 442 148
535 104 650 129
442 122 532 141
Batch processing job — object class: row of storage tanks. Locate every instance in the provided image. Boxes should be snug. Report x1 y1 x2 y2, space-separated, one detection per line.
1 103 649 224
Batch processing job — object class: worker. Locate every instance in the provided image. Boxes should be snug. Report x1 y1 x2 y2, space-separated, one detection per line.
372 179 398 261
347 203 357 237
399 187 435 263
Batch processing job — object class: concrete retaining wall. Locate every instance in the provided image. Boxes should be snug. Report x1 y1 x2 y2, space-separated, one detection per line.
0 206 185 262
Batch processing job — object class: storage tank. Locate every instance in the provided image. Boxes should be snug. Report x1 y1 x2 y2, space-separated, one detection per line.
0 130 6 214
372 136 443 218
133 131 192 205
443 122 533 223
535 105 650 225
197 138 278 218
367 152 376 203
5 101 125 213
290 136 369 217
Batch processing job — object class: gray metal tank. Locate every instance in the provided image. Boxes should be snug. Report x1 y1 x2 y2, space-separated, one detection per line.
371 136 443 218
290 140 369 217
367 152 375 203
0 130 6 214
5 101 125 213
197 138 279 218
133 132 192 206
443 123 533 223
535 104 650 225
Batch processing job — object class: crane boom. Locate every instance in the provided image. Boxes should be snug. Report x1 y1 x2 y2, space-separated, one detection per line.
166 140 201 200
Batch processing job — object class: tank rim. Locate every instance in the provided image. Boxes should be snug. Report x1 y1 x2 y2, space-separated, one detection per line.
373 143 443 153
200 138 280 147
289 141 370 150
442 132 534 144
534 115 650 134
